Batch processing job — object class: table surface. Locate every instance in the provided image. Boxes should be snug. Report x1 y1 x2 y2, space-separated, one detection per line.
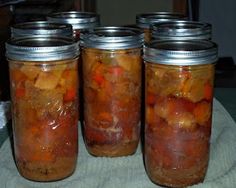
0 87 236 148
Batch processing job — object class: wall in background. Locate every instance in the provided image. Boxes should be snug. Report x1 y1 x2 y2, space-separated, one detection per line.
96 0 173 26
199 0 236 63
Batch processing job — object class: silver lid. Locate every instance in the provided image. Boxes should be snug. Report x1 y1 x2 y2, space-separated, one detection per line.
47 11 100 30
80 26 144 50
136 12 186 29
151 20 212 40
143 40 218 66
11 21 73 38
6 36 79 61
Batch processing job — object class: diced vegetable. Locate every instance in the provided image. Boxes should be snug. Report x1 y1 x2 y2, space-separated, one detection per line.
35 71 60 89
92 73 105 86
193 101 211 125
204 82 213 101
20 65 41 80
15 87 25 99
35 65 67 90
115 53 140 71
10 68 27 85
64 87 77 102
145 63 214 187
146 92 156 106
83 48 141 156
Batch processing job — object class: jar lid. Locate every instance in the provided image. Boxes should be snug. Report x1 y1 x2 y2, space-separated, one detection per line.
143 40 218 66
6 36 79 61
80 26 144 50
136 12 186 29
11 21 73 38
47 11 100 30
151 20 212 40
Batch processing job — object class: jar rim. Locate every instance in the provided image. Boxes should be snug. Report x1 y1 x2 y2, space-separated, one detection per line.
11 21 73 38
47 11 100 30
80 26 144 50
151 20 212 40
136 11 186 29
6 36 79 61
143 40 218 66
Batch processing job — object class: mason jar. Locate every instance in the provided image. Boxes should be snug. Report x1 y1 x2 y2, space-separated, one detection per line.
6 36 79 181
144 40 218 187
11 21 73 38
81 27 143 157
47 11 100 40
47 11 100 121
136 12 186 43
151 20 212 41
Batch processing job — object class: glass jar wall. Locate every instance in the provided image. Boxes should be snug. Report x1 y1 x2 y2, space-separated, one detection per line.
11 21 73 38
143 40 218 187
47 11 100 40
136 12 186 43
81 27 143 157
151 20 212 41
6 36 79 181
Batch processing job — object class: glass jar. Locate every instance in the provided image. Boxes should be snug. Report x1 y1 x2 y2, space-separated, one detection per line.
136 12 186 43
11 21 73 38
47 11 100 40
151 20 212 41
47 11 100 121
6 36 79 181
143 40 218 187
81 27 143 157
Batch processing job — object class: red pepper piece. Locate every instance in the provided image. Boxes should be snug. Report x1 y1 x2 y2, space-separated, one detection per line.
64 88 77 102
93 74 105 86
15 87 25 99
147 92 156 106
204 82 213 101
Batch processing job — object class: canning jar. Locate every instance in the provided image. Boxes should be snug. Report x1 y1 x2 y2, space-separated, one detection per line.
47 11 100 40
6 36 79 181
136 12 186 43
81 27 143 157
47 11 100 121
144 40 218 187
151 20 212 41
11 21 73 38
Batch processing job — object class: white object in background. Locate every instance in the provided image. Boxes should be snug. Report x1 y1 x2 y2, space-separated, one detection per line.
0 101 11 129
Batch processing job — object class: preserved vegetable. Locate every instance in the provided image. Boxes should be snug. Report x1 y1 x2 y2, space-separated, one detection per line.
47 11 100 121
145 64 214 187
6 37 79 181
82 48 142 157
144 40 217 187
10 59 78 181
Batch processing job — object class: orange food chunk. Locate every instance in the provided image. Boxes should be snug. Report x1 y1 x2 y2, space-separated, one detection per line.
64 88 77 102
193 101 211 126
35 72 60 89
93 73 105 86
20 65 40 80
204 82 213 101
15 87 25 99
146 92 156 106
10 68 27 84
